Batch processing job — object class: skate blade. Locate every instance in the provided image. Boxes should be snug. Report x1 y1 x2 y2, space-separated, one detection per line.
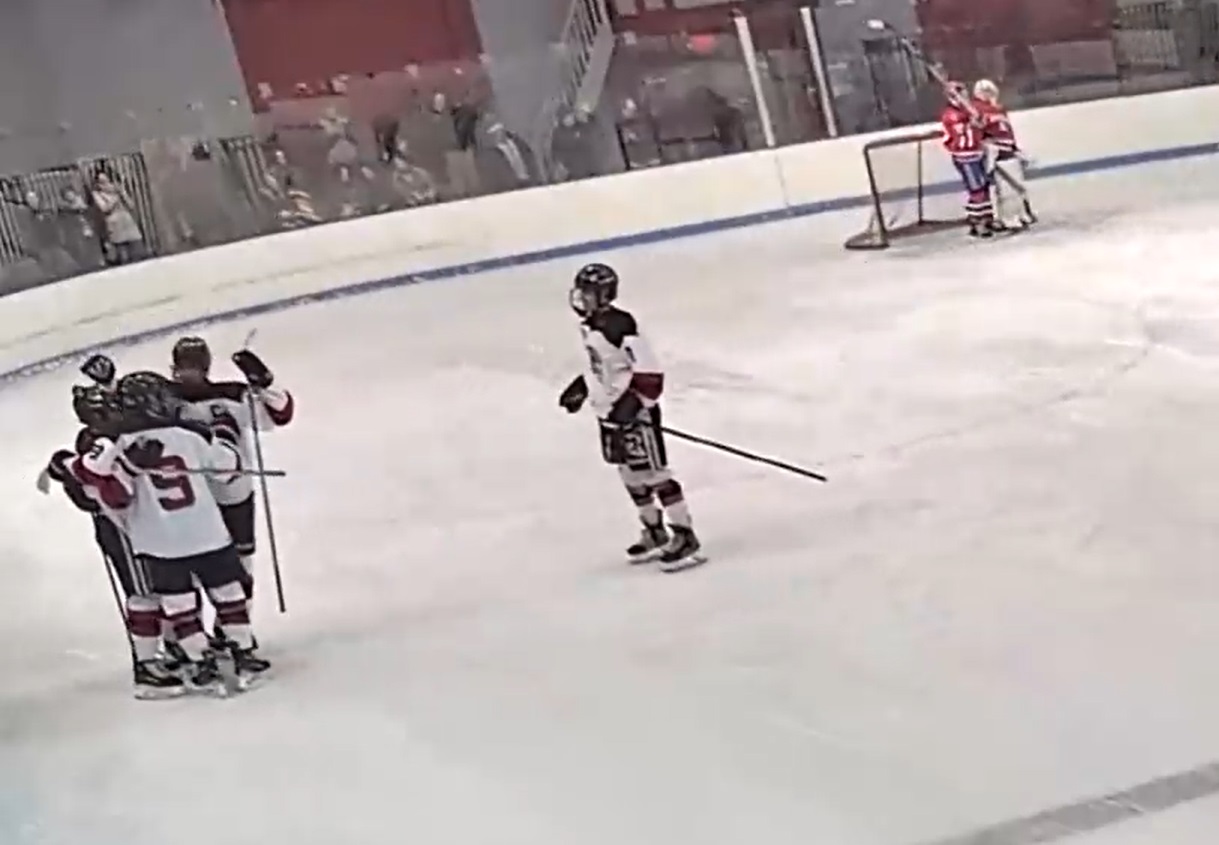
134 685 187 701
659 553 708 574
188 680 230 699
628 549 666 565
232 669 271 693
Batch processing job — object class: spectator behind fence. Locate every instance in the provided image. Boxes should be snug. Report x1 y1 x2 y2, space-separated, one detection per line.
90 170 144 265
479 121 534 194
448 95 481 198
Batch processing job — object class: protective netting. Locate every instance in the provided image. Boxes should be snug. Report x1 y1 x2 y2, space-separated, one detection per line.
844 129 967 250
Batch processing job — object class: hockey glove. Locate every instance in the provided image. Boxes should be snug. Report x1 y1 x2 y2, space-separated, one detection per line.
80 353 116 387
558 375 589 414
607 390 644 426
46 449 75 483
123 437 165 470
232 349 274 389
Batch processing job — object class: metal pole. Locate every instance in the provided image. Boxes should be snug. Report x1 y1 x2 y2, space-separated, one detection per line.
732 11 777 149
799 5 839 138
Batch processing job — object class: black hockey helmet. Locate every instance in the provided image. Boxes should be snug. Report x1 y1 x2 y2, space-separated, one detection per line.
115 370 179 429
171 336 211 381
570 263 618 317
72 384 122 434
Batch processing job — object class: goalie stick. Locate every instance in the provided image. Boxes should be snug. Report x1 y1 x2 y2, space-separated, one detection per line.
864 17 1036 218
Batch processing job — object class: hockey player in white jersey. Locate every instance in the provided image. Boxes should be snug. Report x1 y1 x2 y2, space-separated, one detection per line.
45 385 182 698
167 336 294 610
558 263 704 572
70 371 269 694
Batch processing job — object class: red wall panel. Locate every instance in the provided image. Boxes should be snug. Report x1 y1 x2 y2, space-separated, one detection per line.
221 0 483 103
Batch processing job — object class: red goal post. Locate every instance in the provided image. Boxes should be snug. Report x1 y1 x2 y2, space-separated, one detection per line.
843 128 967 250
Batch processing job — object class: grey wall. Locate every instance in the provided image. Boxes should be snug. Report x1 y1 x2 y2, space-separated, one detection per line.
812 0 924 133
0 0 254 174
470 0 572 140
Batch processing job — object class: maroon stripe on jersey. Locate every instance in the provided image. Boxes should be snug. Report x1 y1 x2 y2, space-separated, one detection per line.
265 391 295 426
70 457 131 509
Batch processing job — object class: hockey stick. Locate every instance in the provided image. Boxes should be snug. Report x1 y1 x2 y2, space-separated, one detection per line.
35 464 285 495
237 333 287 614
100 531 138 670
245 390 286 613
662 426 828 483
864 18 1034 208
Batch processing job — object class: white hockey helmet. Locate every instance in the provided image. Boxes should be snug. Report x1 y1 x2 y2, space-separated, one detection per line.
973 78 1000 103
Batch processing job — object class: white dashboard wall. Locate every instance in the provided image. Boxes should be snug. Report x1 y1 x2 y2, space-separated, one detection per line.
1 85 1217 383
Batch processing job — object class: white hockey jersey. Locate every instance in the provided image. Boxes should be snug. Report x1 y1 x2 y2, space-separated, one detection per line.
579 306 665 418
72 424 240 559
172 380 294 506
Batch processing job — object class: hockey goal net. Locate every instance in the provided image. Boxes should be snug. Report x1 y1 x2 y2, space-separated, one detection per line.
844 129 966 250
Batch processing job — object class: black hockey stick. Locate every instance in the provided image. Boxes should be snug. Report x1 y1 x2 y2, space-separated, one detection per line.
864 18 1034 206
238 331 287 614
102 533 138 670
663 426 827 483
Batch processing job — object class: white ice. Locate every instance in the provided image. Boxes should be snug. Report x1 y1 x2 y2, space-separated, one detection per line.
4 193 1219 845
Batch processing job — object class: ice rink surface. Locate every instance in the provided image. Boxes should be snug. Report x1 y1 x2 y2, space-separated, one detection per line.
4 193 1219 845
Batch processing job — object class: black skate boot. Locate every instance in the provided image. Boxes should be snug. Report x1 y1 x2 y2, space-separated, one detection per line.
658 526 706 573
230 647 271 691
627 522 669 564
160 640 190 674
133 660 186 700
187 652 227 697
208 626 230 654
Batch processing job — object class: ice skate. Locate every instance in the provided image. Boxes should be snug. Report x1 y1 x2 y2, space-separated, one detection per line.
133 660 186 700
159 640 190 674
627 522 669 564
187 652 228 697
230 647 271 691
658 527 707 573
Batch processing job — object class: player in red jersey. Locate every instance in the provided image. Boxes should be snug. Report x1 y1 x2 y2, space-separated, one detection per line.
940 82 997 238
973 79 1035 229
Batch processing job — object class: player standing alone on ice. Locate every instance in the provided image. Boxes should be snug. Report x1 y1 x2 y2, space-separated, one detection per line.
973 79 1035 230
558 263 706 573
940 81 999 239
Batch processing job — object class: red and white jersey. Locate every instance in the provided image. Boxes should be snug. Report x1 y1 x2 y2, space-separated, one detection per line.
579 306 664 418
974 99 1018 155
940 104 985 163
72 424 241 559
173 380 294 506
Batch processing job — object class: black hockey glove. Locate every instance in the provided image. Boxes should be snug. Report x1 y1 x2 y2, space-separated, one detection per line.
46 449 75 483
232 349 274 389
558 375 589 414
80 353 116 387
607 390 644 426
123 437 165 471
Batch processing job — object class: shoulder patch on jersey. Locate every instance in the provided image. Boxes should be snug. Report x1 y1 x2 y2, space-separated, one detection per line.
173 380 247 403
588 307 638 348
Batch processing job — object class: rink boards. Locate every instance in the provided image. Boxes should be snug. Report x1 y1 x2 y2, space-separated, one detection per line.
1 84 1217 381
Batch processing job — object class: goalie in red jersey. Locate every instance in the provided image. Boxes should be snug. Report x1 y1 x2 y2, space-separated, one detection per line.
973 79 1036 230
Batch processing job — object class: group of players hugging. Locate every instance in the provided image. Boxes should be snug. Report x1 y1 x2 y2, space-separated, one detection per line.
941 78 1037 239
43 337 294 700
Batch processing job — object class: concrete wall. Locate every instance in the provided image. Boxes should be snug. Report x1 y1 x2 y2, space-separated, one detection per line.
0 84 1217 381
0 0 254 174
